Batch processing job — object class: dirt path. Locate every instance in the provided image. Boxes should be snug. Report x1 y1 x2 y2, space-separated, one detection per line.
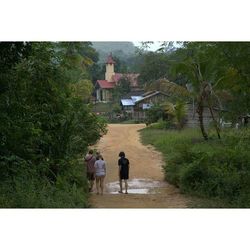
89 124 190 208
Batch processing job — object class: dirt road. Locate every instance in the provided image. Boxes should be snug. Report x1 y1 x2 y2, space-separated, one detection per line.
89 124 190 208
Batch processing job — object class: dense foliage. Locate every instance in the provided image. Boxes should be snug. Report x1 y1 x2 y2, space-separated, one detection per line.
0 42 107 207
138 52 171 84
138 42 250 140
141 127 250 207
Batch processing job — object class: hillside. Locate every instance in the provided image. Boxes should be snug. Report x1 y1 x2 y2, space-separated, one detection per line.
91 42 137 63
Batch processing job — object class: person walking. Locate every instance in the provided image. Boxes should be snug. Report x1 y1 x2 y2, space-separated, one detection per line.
84 149 96 192
94 154 106 195
118 151 130 194
96 151 103 160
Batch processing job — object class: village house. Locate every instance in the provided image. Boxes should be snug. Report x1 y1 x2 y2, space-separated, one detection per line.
185 102 220 128
121 88 220 127
121 91 170 120
95 54 140 102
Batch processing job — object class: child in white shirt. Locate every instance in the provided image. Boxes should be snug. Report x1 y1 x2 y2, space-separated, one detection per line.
94 155 106 195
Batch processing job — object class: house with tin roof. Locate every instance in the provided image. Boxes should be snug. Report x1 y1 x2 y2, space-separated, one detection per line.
95 54 140 102
121 91 169 120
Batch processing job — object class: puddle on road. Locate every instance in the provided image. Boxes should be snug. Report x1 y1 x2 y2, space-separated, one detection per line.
106 178 167 194
109 189 149 194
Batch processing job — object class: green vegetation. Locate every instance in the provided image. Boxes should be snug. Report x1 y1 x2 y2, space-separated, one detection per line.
91 42 139 73
140 127 250 207
92 102 113 113
0 42 107 207
138 42 250 140
91 42 136 63
145 101 187 129
138 52 171 84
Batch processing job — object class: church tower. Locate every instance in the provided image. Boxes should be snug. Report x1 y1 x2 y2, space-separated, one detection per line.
105 53 116 82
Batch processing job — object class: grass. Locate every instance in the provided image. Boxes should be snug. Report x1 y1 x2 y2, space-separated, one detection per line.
0 158 90 208
140 126 250 208
140 127 201 158
92 102 113 113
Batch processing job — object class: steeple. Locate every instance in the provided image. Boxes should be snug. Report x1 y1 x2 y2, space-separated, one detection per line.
105 53 115 82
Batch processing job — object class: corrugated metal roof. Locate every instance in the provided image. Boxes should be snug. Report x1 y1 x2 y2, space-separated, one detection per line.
121 99 135 106
131 96 143 102
135 91 168 104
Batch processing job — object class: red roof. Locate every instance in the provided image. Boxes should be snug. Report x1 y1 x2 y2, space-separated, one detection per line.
106 54 116 64
112 73 123 83
97 80 115 89
112 73 139 87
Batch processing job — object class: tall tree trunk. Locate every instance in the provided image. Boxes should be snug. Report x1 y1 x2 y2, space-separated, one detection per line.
197 99 208 140
207 99 221 139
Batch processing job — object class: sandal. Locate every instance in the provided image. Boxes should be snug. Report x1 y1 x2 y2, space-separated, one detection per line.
118 191 123 193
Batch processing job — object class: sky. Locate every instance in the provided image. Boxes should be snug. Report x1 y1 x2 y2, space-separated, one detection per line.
133 41 162 51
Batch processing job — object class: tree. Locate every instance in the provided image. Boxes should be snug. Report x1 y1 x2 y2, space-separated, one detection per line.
138 51 171 85
112 56 128 73
213 42 250 122
112 76 132 102
169 42 226 140
0 42 107 207
70 79 93 102
145 78 189 100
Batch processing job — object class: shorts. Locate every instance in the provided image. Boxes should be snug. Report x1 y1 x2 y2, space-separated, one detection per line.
120 167 129 180
87 172 95 181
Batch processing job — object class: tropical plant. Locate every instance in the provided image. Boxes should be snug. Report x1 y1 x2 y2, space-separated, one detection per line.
162 101 187 129
145 78 189 100
169 42 225 139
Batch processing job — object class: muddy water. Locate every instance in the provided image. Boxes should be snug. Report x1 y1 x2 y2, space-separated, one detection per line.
89 124 190 208
107 178 167 194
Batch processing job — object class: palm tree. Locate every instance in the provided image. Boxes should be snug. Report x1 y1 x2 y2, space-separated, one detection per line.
162 101 187 130
170 42 224 140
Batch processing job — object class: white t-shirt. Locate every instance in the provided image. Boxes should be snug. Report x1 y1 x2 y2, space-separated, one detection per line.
94 159 106 177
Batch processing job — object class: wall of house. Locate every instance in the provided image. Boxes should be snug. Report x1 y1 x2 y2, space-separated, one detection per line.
103 89 113 102
96 89 113 102
132 98 219 126
123 106 134 112
185 103 219 128
133 111 146 121
131 94 168 121
96 89 101 101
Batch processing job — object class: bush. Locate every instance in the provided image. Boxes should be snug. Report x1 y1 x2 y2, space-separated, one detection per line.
145 105 165 124
148 119 175 130
0 156 90 208
0 42 107 207
140 127 250 207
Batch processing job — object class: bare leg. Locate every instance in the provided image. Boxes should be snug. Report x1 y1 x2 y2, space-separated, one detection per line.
96 177 100 194
100 176 105 195
90 179 94 192
125 179 128 194
119 178 123 193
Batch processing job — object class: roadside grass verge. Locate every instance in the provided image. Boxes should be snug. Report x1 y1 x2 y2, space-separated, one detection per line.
140 127 250 208
0 158 90 208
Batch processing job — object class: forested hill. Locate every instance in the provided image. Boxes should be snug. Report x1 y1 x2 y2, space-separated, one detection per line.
91 42 137 63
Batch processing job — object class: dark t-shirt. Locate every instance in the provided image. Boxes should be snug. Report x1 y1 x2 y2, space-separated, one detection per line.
118 157 129 168
118 157 129 180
